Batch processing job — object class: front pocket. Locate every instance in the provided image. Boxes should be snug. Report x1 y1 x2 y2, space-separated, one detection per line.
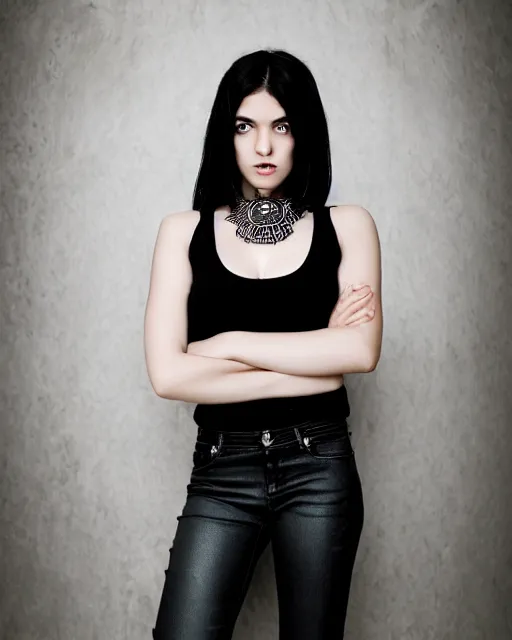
300 420 354 460
192 434 223 472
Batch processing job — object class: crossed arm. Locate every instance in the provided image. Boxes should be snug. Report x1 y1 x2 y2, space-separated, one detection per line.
187 325 376 376
186 206 383 377
153 206 382 403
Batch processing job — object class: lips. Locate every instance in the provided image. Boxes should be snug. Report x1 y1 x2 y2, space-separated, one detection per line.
255 163 276 168
255 164 277 176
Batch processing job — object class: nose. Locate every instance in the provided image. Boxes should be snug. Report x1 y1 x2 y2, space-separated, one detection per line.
255 129 272 157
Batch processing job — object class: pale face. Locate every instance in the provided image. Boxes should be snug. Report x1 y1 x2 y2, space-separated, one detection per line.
233 90 295 200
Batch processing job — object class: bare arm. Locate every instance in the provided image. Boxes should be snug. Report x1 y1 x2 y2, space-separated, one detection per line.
143 211 341 404
210 327 373 376
194 206 383 376
158 353 340 403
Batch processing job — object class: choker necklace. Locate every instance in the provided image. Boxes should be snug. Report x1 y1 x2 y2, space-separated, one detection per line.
225 196 309 245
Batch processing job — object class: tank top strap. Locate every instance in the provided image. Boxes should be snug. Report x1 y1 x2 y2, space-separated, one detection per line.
310 204 330 230
189 204 215 270
309 204 342 265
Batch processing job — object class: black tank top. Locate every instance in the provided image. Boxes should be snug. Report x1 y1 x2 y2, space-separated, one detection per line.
186 204 350 431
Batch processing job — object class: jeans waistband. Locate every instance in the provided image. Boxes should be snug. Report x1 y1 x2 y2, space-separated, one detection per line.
197 417 349 449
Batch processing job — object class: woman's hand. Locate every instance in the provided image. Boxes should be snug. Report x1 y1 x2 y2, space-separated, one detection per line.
326 284 375 389
328 283 375 329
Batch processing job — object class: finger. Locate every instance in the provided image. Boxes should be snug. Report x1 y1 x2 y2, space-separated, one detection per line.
340 284 362 296
345 308 375 325
338 287 373 305
334 291 373 320
340 282 367 294
349 283 373 293
333 295 371 320
351 290 373 303
331 314 370 329
353 287 373 298
352 291 374 309
345 317 370 327
342 304 375 324
330 287 373 322
331 307 374 329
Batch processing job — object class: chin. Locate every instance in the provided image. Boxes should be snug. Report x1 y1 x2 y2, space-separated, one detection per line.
247 179 284 195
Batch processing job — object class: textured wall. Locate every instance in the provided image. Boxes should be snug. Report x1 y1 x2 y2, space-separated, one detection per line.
1 0 511 638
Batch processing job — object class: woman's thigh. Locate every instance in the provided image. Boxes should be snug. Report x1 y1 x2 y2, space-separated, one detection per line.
271 440 364 640
152 494 270 640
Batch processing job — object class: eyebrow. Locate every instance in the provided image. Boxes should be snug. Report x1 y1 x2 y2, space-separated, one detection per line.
234 115 289 125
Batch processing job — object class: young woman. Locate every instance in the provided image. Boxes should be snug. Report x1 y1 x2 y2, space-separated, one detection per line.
144 49 382 640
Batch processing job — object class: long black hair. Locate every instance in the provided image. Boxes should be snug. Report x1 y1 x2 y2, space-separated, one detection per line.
192 49 332 214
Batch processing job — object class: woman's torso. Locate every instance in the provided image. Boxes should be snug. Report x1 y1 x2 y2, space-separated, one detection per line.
184 203 351 431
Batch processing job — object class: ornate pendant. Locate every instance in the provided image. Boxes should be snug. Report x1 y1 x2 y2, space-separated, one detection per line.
225 197 308 245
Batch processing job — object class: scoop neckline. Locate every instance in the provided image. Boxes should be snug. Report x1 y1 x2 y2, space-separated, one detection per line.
211 206 319 282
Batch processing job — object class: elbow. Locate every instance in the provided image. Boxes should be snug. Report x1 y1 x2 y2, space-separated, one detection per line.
152 379 168 398
154 383 169 399
365 348 381 373
151 374 179 400
365 360 377 373
148 355 186 399
156 380 181 400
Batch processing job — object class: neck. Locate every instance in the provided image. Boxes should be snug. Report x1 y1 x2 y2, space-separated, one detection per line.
238 192 289 202
241 184 286 200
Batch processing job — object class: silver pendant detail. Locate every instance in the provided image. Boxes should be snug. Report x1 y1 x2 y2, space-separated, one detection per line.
226 197 307 245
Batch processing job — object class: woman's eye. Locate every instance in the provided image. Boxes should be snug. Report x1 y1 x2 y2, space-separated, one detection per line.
235 123 290 134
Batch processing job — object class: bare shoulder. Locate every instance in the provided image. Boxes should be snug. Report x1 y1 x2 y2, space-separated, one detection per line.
329 204 379 247
161 208 201 231
329 204 377 230
159 208 202 246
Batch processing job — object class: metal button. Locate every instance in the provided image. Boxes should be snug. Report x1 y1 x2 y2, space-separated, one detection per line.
262 431 274 447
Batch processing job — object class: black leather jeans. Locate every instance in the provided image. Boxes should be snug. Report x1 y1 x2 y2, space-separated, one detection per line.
152 418 364 639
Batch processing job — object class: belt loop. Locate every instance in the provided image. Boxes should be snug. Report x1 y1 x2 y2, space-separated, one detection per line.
294 426 310 449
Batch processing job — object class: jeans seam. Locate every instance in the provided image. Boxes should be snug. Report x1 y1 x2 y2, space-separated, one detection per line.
229 523 267 624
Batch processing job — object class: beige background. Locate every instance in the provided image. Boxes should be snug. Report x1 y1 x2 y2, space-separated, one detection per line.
1 0 511 638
